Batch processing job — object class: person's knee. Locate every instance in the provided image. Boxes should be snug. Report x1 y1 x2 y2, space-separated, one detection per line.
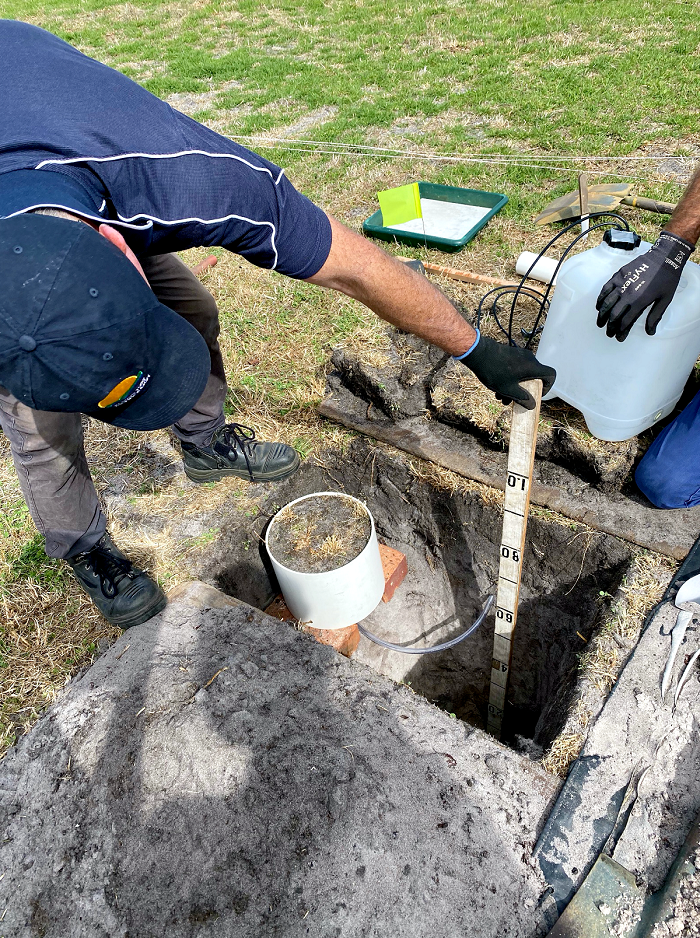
635 450 700 509
0 404 83 461
193 291 221 346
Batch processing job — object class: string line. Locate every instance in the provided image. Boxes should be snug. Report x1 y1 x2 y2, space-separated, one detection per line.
228 136 695 182
232 134 695 163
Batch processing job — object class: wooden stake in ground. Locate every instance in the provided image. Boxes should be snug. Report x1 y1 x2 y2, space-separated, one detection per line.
190 254 218 277
487 379 543 739
398 256 518 288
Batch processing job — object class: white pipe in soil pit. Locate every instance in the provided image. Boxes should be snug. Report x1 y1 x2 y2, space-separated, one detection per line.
265 492 385 631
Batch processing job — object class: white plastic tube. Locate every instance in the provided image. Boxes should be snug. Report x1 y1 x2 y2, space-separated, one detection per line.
516 251 558 285
265 492 385 630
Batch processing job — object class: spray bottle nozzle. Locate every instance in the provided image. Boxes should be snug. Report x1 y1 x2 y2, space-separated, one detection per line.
603 229 642 250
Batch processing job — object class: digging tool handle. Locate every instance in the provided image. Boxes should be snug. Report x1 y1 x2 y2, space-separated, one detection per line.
621 195 676 215
398 257 514 288
398 257 545 301
190 254 218 277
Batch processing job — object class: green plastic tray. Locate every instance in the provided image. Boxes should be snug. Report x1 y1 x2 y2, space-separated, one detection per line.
362 181 508 253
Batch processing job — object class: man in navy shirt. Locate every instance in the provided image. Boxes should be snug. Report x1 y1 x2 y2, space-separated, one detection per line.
0 19 555 628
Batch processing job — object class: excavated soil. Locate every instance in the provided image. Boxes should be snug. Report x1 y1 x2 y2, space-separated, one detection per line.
329 325 700 495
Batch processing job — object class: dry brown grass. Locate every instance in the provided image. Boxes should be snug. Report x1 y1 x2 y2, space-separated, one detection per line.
405 452 505 508
580 550 676 696
189 247 374 454
271 493 368 564
541 550 676 777
540 401 638 470
541 732 585 778
0 574 119 752
431 365 506 441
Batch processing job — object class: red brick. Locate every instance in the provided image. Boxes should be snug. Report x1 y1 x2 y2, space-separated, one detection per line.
303 623 360 658
379 543 408 603
264 595 296 622
264 597 360 658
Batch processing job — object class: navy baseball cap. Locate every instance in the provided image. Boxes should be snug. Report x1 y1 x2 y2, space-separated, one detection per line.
0 213 211 430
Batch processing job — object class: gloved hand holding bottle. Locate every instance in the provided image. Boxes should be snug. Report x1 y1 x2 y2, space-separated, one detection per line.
596 169 700 342
596 231 695 341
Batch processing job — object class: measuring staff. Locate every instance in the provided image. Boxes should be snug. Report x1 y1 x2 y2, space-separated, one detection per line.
487 379 543 739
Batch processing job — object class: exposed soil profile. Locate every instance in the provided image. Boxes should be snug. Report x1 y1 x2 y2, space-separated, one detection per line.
267 493 371 574
207 439 640 748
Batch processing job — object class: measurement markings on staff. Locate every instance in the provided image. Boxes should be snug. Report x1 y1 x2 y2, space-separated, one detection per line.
487 379 542 739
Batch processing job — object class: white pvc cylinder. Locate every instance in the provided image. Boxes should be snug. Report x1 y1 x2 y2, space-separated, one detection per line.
265 492 385 630
516 251 558 285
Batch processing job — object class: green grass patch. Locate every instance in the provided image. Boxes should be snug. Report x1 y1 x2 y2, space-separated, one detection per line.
2 535 67 588
4 0 699 192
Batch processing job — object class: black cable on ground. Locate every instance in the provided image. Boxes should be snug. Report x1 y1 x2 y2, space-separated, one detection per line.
475 212 630 349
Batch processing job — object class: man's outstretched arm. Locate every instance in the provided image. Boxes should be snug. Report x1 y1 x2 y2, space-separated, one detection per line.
306 215 478 355
306 215 555 409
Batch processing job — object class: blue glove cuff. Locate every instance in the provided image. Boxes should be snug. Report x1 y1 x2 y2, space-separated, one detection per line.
453 328 480 361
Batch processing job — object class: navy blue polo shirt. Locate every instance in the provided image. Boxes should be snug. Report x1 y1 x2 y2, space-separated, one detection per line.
0 19 332 277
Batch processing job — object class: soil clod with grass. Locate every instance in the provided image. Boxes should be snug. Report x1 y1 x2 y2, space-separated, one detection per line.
267 494 371 573
330 324 647 493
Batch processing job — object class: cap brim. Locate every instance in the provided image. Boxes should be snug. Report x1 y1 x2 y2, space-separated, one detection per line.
86 302 211 431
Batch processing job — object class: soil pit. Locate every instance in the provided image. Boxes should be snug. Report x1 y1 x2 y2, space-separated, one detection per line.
205 440 639 752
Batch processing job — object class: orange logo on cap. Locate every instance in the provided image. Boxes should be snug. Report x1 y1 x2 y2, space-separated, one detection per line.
98 373 142 409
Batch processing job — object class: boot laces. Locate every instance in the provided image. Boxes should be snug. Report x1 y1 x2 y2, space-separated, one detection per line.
76 542 134 598
216 422 258 480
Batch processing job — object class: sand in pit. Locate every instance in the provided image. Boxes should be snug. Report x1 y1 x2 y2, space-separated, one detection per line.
267 493 371 573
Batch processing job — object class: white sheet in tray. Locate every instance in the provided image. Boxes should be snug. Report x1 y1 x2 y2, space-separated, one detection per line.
388 198 490 240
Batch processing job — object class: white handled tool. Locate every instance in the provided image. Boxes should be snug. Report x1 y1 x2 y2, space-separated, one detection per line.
662 572 700 701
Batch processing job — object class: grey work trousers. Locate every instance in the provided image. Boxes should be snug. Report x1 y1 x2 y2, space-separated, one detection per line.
0 253 227 559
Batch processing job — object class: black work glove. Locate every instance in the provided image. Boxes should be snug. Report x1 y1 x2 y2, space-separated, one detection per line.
461 334 556 410
596 232 694 342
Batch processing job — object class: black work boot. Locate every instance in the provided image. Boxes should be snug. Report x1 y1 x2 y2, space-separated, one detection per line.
181 422 300 483
66 533 166 629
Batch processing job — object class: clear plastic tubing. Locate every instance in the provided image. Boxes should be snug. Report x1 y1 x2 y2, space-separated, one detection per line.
357 594 494 655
